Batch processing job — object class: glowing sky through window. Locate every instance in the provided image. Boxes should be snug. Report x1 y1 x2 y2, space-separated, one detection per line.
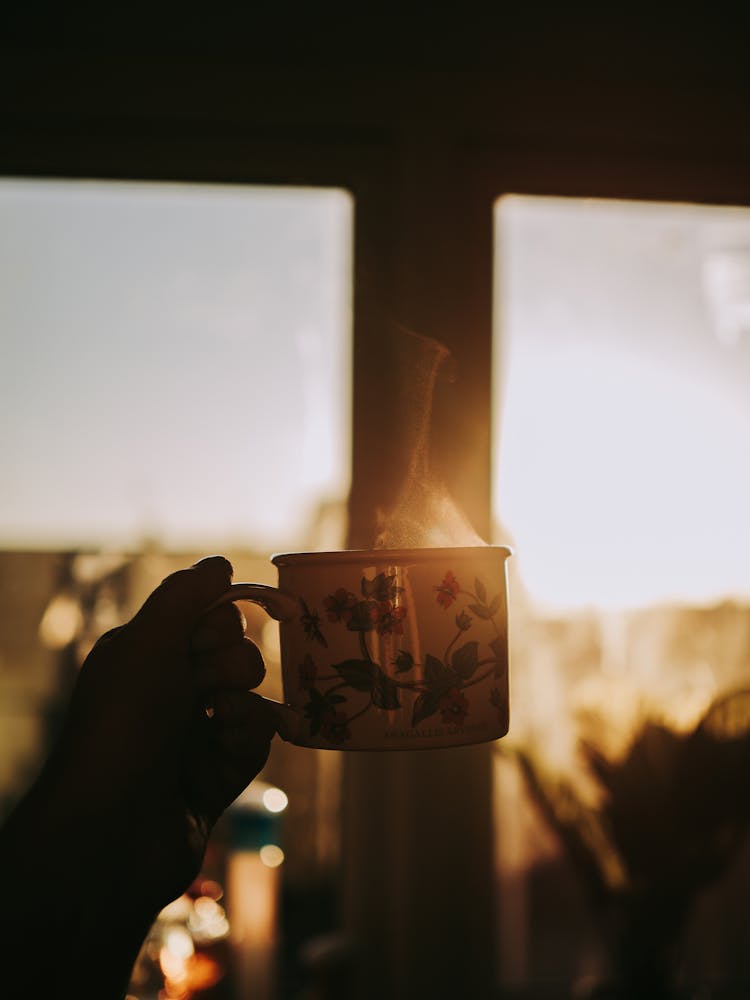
493 196 750 611
0 179 352 552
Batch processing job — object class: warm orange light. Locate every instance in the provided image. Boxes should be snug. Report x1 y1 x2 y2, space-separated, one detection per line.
259 844 285 868
38 593 83 648
226 852 279 944
198 878 223 900
188 896 229 942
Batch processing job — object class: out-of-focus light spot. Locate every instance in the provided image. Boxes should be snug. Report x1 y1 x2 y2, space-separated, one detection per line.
38 593 83 648
199 878 223 900
233 779 287 812
262 787 288 813
72 552 129 583
188 896 229 942
259 844 285 868
157 895 193 922
164 926 194 961
159 926 194 995
183 952 222 992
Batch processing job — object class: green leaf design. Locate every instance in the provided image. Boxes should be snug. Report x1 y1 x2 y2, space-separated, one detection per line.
299 598 328 647
425 653 451 685
412 690 441 727
372 669 401 710
475 577 487 604
332 658 376 691
424 653 461 695
330 660 400 710
488 594 502 617
469 603 493 620
394 649 415 672
452 640 480 680
304 687 329 736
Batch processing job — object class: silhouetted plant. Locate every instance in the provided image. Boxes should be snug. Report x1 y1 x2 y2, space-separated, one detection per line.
511 688 750 997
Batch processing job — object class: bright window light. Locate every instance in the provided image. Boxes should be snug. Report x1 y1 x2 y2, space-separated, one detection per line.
493 195 750 612
0 178 352 552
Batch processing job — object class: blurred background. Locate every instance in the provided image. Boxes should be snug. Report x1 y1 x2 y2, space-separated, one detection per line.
2 8 750 999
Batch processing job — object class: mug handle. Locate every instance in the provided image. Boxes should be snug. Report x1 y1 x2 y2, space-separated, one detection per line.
204 583 307 745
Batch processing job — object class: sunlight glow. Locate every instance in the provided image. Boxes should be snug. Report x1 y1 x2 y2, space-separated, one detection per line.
493 196 750 612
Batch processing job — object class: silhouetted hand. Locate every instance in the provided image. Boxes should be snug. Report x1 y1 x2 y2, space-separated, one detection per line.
0 555 277 998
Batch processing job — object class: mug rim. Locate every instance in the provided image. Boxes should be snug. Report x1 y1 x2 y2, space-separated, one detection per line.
272 544 512 567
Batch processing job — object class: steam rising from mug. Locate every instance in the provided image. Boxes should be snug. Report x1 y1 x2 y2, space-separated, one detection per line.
373 327 485 549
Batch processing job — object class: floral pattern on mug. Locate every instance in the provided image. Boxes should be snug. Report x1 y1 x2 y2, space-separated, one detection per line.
300 598 327 647
323 588 358 624
298 653 317 691
439 687 470 727
298 569 506 744
435 570 460 609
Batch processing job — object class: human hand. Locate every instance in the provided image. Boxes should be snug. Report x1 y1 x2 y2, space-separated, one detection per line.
33 555 277 910
0 555 277 998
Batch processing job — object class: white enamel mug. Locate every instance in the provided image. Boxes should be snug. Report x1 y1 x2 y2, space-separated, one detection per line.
209 546 512 751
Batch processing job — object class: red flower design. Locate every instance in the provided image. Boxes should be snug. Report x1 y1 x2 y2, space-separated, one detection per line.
323 587 358 623
320 709 351 744
435 570 460 609
298 654 317 691
439 687 469 727
371 600 408 636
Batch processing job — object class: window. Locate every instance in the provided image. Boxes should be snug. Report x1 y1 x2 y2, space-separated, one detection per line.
0 178 352 553
494 195 750 613
0 177 354 997
492 194 750 991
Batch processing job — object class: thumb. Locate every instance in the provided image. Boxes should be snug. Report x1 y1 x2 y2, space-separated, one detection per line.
131 555 234 640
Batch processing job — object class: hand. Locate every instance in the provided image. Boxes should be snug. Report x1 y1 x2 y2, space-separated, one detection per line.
51 555 277 902
0 555 278 998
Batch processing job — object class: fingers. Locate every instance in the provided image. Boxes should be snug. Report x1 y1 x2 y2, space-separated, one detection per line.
215 693 277 768
132 555 234 637
194 637 266 694
191 602 246 653
191 693 278 824
210 688 270 725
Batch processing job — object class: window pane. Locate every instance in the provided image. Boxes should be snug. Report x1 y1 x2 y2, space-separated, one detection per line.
492 195 750 992
494 195 750 612
0 178 353 996
0 178 352 552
